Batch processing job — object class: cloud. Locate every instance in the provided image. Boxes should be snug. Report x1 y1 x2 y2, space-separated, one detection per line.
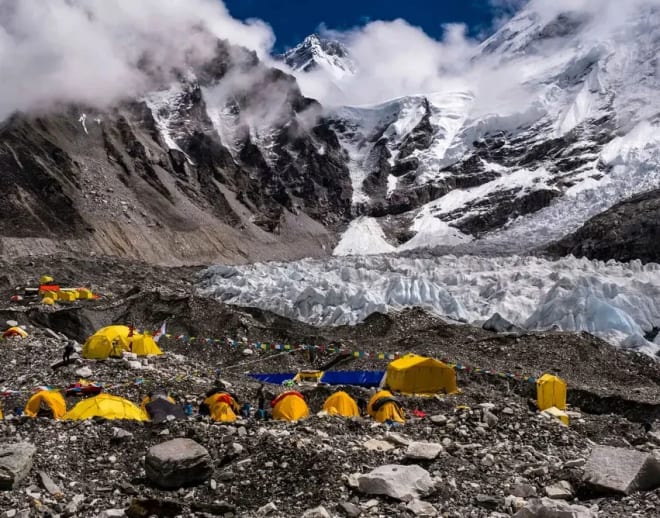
287 0 660 120
0 0 274 121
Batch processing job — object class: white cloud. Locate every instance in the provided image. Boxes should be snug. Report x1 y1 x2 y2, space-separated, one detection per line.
0 0 274 121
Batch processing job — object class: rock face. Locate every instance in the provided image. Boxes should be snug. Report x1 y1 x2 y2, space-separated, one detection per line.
514 498 595 518
144 438 212 489
0 39 351 266
583 445 660 495
544 189 660 264
0 443 36 490
483 313 520 333
357 464 434 501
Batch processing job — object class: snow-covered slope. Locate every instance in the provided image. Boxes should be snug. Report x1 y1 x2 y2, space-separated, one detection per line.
198 255 660 355
301 1 660 254
280 34 356 81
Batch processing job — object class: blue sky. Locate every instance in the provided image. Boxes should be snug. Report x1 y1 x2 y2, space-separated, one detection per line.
224 0 518 52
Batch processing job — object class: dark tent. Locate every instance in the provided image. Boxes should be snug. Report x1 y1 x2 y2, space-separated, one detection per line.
145 398 187 423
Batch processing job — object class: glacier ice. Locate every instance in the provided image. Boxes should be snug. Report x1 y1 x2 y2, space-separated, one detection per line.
198 254 660 354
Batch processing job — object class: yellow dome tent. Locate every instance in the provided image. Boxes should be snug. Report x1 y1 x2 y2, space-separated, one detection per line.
24 390 67 419
0 404 3 419
204 393 240 422
272 391 309 421
367 390 405 423
82 325 163 359
536 374 567 411
384 354 457 395
322 391 360 417
3 326 28 338
64 394 148 421
40 275 54 284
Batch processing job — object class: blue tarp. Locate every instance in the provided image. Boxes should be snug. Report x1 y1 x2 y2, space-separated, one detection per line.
249 371 385 388
320 371 385 388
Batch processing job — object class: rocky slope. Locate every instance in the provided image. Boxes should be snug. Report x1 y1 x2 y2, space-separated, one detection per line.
544 188 660 264
1 260 660 516
0 40 352 266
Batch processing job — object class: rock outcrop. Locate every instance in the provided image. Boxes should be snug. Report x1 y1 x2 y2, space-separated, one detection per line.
0 443 36 490
145 438 212 489
544 189 660 264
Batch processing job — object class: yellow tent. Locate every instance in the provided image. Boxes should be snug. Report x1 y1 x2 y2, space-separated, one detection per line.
272 391 309 421
82 325 163 359
367 390 405 423
40 275 54 284
64 394 148 421
0 404 4 419
24 390 67 419
204 393 240 422
322 391 360 417
536 374 567 411
385 354 457 395
3 326 28 338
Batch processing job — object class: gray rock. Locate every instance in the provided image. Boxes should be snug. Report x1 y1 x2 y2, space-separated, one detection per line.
483 313 521 333
257 502 278 515
483 409 499 427
302 506 332 518
75 366 93 378
562 459 585 469
363 439 394 452
145 438 212 489
406 499 438 516
0 443 36 490
339 501 361 517
514 498 596 518
583 445 660 495
430 414 447 425
358 464 433 501
511 482 537 498
406 442 443 461
545 480 574 500
111 427 133 442
65 494 85 514
38 471 62 496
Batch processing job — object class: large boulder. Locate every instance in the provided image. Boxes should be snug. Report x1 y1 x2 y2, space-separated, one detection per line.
514 498 595 518
405 442 443 461
358 464 434 501
145 439 212 489
0 442 36 490
482 313 520 333
583 445 660 495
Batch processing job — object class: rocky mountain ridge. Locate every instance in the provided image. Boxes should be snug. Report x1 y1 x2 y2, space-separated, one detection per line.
0 39 352 266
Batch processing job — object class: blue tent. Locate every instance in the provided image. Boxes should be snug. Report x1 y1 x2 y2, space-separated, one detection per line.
249 371 384 388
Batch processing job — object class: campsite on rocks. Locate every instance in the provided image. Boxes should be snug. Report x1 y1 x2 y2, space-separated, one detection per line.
3 0 660 516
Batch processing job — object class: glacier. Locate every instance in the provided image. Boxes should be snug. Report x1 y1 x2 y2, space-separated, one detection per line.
198 254 660 355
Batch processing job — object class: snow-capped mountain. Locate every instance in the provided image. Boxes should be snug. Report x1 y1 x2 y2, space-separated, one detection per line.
279 34 356 81
286 1 660 256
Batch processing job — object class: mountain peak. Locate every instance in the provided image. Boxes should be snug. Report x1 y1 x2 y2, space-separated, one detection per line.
280 33 356 79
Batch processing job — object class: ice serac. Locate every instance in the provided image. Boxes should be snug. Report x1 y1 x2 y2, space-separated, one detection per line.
198 254 660 353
